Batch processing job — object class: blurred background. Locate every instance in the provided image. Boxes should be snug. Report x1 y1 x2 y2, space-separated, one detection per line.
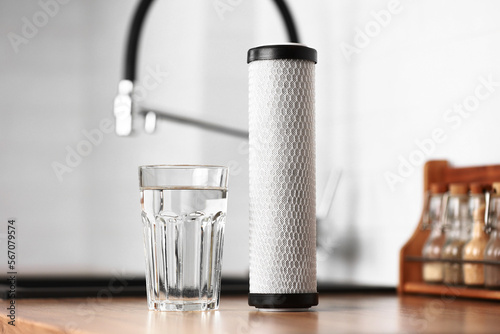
2 0 500 287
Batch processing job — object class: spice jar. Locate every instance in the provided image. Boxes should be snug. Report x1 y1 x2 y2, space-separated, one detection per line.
485 182 500 289
422 183 448 283
469 183 491 217
442 183 470 285
463 205 489 286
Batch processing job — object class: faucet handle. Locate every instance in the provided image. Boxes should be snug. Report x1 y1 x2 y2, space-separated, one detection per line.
113 80 134 136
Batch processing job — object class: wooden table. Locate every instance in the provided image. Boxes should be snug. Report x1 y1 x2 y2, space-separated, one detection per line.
1 293 499 333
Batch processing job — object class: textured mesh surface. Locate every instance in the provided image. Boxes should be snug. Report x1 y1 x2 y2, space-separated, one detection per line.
249 59 317 294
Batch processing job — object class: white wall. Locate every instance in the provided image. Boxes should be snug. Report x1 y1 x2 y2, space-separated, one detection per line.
256 0 500 285
0 0 252 277
3 0 500 286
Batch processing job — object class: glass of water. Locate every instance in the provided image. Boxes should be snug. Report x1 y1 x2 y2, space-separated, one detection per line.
139 165 228 311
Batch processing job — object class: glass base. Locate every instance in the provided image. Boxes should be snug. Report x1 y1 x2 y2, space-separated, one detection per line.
148 299 219 311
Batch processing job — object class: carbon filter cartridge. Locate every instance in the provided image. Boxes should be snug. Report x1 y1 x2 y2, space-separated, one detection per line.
248 44 318 309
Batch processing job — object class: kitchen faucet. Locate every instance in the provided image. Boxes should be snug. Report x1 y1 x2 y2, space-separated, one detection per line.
113 0 300 138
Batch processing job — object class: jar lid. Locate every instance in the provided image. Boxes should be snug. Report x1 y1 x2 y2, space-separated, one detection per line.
429 182 448 194
449 183 468 195
493 182 500 194
469 182 492 194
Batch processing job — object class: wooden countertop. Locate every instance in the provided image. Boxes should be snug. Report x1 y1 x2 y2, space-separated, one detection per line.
1 293 500 333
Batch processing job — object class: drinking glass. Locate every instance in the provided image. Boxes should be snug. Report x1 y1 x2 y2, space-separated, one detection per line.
139 165 228 311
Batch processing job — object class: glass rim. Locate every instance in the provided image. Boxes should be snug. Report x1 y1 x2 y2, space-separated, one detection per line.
139 164 228 170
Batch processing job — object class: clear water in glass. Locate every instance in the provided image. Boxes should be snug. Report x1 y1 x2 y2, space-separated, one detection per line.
140 186 227 311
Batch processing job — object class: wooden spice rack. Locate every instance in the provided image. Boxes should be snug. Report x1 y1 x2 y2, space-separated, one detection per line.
399 160 500 301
